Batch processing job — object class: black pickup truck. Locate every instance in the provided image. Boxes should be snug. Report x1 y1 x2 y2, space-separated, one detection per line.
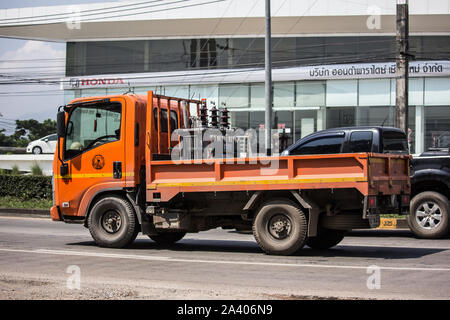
282 126 450 239
408 149 450 238
281 126 408 157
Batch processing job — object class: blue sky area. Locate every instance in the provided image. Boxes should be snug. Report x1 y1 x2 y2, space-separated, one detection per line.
0 1 118 131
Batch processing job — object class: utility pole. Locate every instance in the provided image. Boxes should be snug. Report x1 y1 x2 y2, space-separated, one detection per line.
265 0 273 156
395 0 409 133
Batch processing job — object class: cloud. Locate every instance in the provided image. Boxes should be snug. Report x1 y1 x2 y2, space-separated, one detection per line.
0 40 66 124
0 40 65 77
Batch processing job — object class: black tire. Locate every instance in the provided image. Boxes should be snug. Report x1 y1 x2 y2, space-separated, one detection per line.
32 146 42 154
306 228 346 250
88 196 139 248
407 191 449 239
253 199 307 255
149 232 186 245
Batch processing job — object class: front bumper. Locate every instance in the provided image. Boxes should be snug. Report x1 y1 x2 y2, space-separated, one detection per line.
50 206 62 221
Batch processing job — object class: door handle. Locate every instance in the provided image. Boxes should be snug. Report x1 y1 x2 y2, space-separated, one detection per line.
113 161 122 179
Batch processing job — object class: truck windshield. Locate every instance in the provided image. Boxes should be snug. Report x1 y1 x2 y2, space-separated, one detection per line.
382 130 408 153
64 102 122 159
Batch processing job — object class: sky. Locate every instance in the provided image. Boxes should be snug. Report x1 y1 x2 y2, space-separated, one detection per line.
0 0 120 134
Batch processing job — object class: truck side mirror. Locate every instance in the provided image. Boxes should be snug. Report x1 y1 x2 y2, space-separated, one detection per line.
57 111 66 137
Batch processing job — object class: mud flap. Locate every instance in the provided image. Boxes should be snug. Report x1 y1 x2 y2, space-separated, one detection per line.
368 214 381 228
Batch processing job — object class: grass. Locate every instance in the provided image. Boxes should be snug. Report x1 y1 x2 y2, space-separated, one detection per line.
0 196 52 210
380 214 406 219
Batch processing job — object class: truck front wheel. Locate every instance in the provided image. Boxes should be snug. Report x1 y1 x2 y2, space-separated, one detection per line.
407 191 449 239
253 199 307 255
88 196 139 248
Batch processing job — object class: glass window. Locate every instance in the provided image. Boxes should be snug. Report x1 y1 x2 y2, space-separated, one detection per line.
66 36 449 77
170 110 178 133
231 111 249 129
154 109 168 133
250 111 265 130
359 79 391 106
424 78 450 106
424 106 450 150
296 82 325 107
275 111 293 151
42 134 57 141
274 82 294 108
219 84 249 109
382 131 408 153
357 106 393 127
349 131 373 153
250 83 265 110
64 102 121 159
326 80 358 107
291 136 344 155
326 107 355 129
294 110 317 140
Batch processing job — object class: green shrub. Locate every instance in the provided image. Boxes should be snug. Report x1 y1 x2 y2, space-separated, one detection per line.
0 174 52 200
30 163 43 176
11 164 20 175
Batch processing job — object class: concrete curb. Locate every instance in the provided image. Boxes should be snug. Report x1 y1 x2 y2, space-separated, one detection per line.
0 208 50 219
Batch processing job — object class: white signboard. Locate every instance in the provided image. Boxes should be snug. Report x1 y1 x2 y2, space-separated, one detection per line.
62 60 450 90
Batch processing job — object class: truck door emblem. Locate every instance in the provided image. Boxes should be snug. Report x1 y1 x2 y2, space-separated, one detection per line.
92 155 105 170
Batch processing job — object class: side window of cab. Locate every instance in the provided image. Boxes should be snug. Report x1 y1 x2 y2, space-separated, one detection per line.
291 134 345 155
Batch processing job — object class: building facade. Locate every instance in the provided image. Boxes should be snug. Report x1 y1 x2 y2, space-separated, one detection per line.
1 0 450 153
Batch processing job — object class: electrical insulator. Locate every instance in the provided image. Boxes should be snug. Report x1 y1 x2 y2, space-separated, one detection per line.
210 103 219 128
199 99 208 127
220 107 230 129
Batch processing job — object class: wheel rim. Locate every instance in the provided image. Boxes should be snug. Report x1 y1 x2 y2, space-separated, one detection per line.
101 210 122 233
268 214 292 240
415 201 443 230
33 148 41 154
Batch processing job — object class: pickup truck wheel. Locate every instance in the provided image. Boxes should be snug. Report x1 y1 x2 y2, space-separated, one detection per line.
306 228 346 250
407 192 449 239
253 199 307 255
149 232 186 245
88 196 139 248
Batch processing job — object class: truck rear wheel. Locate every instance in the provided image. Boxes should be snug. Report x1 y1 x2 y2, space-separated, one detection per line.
253 199 307 255
306 228 346 250
88 196 139 248
407 191 449 239
148 232 186 245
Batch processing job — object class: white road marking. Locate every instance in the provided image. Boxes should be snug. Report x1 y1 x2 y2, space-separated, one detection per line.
0 247 449 272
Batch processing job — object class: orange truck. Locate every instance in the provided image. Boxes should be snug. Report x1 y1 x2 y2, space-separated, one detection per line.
51 91 410 255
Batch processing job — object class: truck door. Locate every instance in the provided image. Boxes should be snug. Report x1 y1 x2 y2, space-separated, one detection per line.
57 98 126 217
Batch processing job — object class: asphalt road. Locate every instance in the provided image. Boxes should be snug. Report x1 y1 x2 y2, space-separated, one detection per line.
0 215 449 300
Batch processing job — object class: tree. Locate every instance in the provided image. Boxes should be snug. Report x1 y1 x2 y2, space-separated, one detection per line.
14 119 56 143
0 119 56 147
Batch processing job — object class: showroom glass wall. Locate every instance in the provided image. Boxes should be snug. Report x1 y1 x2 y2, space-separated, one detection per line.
66 36 450 77
66 77 450 154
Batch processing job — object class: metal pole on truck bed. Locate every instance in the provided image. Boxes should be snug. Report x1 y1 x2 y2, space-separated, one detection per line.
265 0 273 156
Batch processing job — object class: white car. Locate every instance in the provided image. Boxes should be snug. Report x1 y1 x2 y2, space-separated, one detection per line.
26 133 57 154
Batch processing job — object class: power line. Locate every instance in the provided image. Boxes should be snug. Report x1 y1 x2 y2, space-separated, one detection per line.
0 0 165 22
0 0 228 26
